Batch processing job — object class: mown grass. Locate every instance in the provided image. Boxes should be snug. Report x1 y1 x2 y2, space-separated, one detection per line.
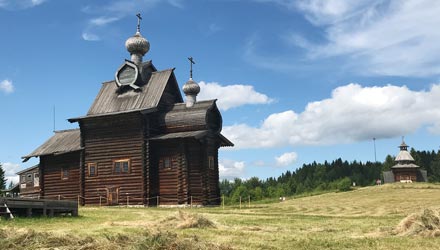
2 183 440 249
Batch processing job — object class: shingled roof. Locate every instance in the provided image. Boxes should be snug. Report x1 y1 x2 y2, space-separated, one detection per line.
159 100 222 133
150 130 233 147
22 129 82 162
69 66 182 121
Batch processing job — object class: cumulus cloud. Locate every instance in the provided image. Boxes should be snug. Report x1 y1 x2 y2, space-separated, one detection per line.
223 83 440 149
0 0 46 10
198 81 273 110
2 162 21 185
275 152 298 166
219 159 245 179
0 79 14 94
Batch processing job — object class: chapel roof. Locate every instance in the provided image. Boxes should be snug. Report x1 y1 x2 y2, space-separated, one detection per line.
22 129 82 162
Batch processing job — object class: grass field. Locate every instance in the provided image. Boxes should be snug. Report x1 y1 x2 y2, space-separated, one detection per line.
2 183 440 249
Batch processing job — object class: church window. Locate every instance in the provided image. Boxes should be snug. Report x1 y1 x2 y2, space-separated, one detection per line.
61 168 69 180
88 163 97 177
113 159 130 174
159 156 178 169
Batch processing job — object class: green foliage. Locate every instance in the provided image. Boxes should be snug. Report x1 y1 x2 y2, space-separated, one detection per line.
337 177 352 192
220 149 440 204
0 162 6 190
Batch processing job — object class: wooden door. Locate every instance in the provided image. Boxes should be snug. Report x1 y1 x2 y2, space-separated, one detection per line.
106 187 119 205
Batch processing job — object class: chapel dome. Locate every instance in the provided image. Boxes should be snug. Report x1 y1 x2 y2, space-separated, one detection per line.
182 78 200 96
125 31 150 56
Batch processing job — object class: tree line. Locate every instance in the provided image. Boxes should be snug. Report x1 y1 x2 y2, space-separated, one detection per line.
220 149 440 203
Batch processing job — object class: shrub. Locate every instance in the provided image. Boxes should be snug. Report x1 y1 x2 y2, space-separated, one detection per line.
337 177 352 192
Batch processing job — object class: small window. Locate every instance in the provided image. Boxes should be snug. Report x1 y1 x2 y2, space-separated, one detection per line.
159 156 176 169
208 156 215 170
113 159 130 174
88 163 97 177
21 175 26 183
61 168 69 180
26 174 33 183
34 173 39 187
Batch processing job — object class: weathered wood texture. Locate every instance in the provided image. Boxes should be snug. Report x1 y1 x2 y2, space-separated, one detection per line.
41 152 80 201
17 167 40 198
81 113 144 205
1 197 78 217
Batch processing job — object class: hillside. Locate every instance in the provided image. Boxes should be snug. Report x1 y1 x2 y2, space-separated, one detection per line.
2 183 440 249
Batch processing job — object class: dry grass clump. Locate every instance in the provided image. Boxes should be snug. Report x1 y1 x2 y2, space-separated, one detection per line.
395 208 440 237
160 210 216 229
0 228 98 250
0 227 231 250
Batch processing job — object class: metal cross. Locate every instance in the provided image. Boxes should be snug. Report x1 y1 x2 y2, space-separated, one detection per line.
188 57 196 79
136 13 142 33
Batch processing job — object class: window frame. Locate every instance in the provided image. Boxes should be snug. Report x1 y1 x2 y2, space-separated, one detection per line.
21 174 26 183
87 162 98 177
34 173 40 187
26 173 33 183
113 159 131 174
61 168 69 180
159 156 178 170
208 156 215 170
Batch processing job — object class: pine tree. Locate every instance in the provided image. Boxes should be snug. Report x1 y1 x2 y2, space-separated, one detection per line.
0 163 6 190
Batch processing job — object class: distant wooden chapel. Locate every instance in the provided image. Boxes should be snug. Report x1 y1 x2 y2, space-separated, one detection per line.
383 139 427 183
21 14 233 206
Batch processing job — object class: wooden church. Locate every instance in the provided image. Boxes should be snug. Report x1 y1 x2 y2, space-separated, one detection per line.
383 139 427 183
21 15 233 206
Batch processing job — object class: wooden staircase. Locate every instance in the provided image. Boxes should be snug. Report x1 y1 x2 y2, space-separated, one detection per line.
0 202 14 220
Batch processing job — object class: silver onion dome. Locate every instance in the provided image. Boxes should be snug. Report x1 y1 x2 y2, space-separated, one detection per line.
125 31 150 56
182 78 200 96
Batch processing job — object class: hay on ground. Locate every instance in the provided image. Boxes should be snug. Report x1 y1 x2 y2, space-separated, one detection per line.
394 208 440 237
160 210 216 229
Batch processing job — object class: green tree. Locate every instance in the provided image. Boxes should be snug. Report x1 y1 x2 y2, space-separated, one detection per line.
0 163 6 190
231 185 249 203
337 177 352 192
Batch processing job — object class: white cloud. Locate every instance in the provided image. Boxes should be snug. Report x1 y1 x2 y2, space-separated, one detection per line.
251 0 440 77
219 159 245 179
0 79 14 94
1 162 22 186
0 0 46 10
90 17 120 26
82 0 183 42
82 32 100 41
275 152 298 166
223 83 440 149
198 81 273 110
293 0 440 76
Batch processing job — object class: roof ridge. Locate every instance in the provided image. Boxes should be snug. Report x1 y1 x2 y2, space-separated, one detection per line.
54 128 80 133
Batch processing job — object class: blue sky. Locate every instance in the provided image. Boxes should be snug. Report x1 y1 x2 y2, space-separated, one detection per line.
2 0 440 184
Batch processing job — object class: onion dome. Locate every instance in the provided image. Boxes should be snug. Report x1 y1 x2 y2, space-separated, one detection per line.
125 31 150 56
182 78 200 96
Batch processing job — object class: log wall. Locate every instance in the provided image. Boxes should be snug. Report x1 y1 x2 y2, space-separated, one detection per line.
41 152 80 201
18 168 40 198
81 113 144 205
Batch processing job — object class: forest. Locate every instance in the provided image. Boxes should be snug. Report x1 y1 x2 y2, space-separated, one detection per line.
220 149 440 203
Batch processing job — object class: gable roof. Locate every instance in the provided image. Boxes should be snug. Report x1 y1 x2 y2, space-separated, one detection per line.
70 67 181 121
16 164 39 175
22 129 82 162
